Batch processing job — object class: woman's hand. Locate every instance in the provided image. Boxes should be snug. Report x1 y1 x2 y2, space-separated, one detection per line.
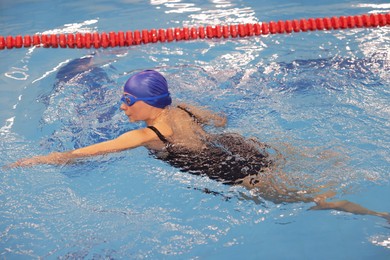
5 152 73 169
4 127 161 169
213 114 227 127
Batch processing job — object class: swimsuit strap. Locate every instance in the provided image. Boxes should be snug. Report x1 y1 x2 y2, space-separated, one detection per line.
147 125 169 144
148 106 199 144
177 105 200 123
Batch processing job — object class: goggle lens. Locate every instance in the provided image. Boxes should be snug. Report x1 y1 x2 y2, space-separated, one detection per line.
121 94 136 106
120 92 170 107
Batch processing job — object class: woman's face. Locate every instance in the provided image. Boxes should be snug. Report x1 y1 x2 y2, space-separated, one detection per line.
120 101 151 123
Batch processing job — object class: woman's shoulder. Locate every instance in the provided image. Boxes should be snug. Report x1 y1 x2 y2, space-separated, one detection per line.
169 102 226 126
166 104 197 121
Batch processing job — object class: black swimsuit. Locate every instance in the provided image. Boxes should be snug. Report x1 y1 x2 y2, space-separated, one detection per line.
147 107 272 185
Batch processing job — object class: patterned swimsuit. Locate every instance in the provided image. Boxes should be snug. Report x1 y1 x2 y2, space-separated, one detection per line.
147 107 273 185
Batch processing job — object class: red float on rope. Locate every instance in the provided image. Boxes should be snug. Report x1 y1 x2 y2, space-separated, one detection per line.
222 25 229 38
238 24 246 36
0 36 5 50
1 13 388 50
284 21 293 33
230 25 238 37
175 27 182 41
6 36 14 49
247 23 254 36
316 18 324 30
109 32 116 47
308 18 316 31
85 33 92 48
67 34 75 48
133 30 141 45
51 34 58 48
166 28 173 42
254 23 262 35
93 32 100 48
190 27 198 39
59 34 66 48
41 35 49 48
198 26 205 39
33 35 40 47
158 29 166 42
23 35 31 47
150 29 158 42
15 35 23 48
76 33 84 48
292 20 300 32
300 19 309 32
125 31 133 46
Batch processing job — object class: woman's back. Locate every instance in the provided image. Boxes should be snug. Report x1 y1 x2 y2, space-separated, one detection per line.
146 105 273 185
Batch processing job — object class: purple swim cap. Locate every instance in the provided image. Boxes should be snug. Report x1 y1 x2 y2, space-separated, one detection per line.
124 70 172 108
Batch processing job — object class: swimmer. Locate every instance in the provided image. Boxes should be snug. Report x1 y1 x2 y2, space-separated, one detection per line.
7 69 390 223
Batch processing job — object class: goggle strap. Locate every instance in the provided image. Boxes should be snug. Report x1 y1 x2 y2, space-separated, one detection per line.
135 93 170 101
121 93 170 106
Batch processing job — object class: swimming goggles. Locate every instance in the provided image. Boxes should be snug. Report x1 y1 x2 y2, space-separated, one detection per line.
121 93 169 106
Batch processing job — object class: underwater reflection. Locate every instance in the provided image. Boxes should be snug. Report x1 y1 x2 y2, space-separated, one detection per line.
38 55 121 151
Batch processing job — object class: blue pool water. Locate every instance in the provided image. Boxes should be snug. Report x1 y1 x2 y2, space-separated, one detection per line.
1 0 389 259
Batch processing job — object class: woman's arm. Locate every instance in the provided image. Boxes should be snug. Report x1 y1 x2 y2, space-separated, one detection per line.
6 128 158 168
177 103 227 127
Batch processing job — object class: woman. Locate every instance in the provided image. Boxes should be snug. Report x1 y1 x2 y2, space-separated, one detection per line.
8 70 390 222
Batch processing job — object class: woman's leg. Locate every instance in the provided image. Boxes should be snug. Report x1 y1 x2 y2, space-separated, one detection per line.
310 194 390 222
239 175 390 222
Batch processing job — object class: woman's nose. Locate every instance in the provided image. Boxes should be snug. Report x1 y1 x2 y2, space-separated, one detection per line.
120 103 127 110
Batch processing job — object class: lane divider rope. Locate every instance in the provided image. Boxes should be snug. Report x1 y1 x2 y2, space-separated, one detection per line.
0 13 388 50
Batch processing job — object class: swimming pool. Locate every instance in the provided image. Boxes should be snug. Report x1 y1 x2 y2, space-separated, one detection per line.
1 0 389 259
